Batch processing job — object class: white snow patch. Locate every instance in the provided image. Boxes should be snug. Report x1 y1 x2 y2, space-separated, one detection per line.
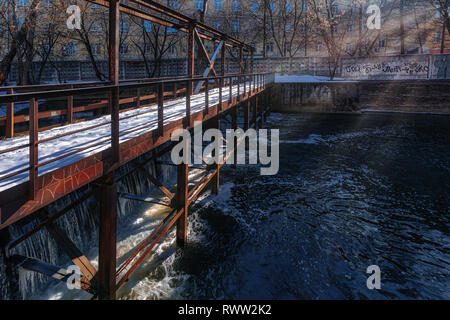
274 74 346 83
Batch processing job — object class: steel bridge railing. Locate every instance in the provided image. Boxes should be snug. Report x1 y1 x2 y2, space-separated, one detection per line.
0 72 275 198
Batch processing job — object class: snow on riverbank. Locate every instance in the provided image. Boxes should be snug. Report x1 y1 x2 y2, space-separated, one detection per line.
274 74 346 83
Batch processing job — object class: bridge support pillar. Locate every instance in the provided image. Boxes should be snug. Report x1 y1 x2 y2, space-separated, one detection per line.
176 162 189 248
97 172 117 300
231 106 238 168
212 115 220 195
252 96 258 129
257 95 263 128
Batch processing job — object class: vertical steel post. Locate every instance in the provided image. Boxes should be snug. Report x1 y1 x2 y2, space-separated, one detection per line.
136 88 141 108
221 38 226 77
98 172 117 300
6 88 14 138
205 79 209 114
238 46 243 101
97 0 120 300
176 161 189 248
67 85 73 124
232 104 238 168
229 76 232 103
109 0 120 165
244 100 250 131
250 47 254 74
186 80 191 127
187 23 195 94
253 95 258 129
212 78 222 195
29 98 38 200
158 82 164 135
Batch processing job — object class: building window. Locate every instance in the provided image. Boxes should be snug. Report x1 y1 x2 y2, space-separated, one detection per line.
62 42 77 56
269 2 276 13
347 24 353 33
168 43 176 54
18 18 25 29
433 31 442 44
144 20 151 32
42 23 50 33
266 42 274 54
91 22 100 33
214 0 222 11
92 43 101 56
120 42 129 55
232 0 240 12
195 0 203 10
284 43 291 55
120 21 129 33
378 37 385 48
331 4 339 15
143 43 151 54
285 22 292 33
168 0 178 9
42 43 53 55
346 43 353 53
232 20 240 33
302 2 308 11
213 21 221 30
316 41 322 52
285 2 292 13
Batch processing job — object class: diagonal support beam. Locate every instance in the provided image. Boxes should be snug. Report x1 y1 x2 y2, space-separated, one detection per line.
194 34 224 94
147 173 175 200
118 192 172 207
38 211 97 281
9 255 93 292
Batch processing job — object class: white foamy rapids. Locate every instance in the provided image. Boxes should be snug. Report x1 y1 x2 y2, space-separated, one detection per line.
2 149 177 300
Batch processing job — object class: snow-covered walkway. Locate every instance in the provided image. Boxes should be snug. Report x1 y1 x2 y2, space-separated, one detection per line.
0 82 259 192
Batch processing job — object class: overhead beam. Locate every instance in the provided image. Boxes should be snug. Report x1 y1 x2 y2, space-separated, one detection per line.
86 0 244 49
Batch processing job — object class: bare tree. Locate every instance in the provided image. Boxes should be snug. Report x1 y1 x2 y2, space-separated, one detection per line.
264 0 309 57
130 18 182 77
0 0 42 85
309 0 360 79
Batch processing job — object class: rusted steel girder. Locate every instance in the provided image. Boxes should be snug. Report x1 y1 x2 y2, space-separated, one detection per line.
97 172 118 300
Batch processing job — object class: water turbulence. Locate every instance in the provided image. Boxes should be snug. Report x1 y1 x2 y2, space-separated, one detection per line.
1 112 449 300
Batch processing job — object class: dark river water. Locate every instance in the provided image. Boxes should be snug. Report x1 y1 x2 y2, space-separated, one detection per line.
158 112 450 300
32 111 450 300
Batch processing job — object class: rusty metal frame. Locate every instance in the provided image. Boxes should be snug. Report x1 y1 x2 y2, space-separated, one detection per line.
0 0 272 300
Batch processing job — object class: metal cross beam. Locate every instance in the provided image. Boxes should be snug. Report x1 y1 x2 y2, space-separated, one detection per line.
194 39 224 94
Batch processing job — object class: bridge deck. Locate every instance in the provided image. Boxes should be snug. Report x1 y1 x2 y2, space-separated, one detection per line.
0 78 269 229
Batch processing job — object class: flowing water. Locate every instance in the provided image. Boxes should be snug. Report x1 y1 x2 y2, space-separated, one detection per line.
3 112 450 300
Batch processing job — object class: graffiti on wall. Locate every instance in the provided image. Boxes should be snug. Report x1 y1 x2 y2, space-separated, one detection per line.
343 60 429 79
434 56 449 79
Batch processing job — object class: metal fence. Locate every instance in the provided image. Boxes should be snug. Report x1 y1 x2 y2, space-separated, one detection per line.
6 54 450 84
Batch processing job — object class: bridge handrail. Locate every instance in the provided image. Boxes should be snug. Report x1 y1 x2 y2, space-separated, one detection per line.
0 72 274 193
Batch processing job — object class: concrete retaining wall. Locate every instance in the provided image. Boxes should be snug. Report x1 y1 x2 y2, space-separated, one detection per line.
272 80 450 114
